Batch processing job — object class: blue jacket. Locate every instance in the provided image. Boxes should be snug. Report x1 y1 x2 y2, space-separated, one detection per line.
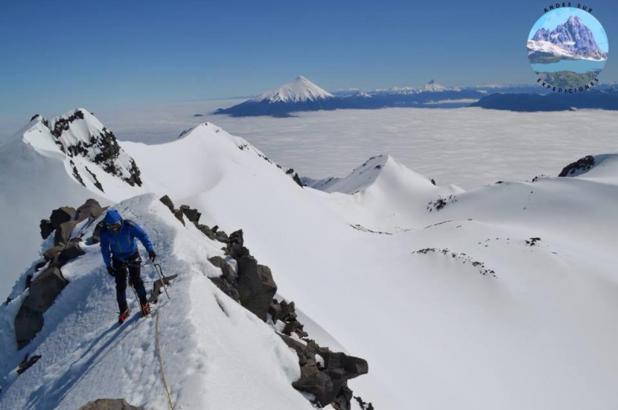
100 214 154 268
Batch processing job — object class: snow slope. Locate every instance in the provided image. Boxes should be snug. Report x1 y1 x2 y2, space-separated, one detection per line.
121 122 618 409
303 154 462 230
2 109 618 409
256 76 334 103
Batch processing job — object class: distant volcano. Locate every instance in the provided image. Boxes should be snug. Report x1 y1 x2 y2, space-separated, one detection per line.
528 15 608 63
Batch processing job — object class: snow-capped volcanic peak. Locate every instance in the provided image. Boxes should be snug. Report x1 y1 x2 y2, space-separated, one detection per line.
22 109 143 191
256 75 333 103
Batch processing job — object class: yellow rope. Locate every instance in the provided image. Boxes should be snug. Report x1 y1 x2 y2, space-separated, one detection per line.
155 310 174 410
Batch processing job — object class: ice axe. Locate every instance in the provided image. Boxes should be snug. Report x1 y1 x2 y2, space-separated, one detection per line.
150 262 171 300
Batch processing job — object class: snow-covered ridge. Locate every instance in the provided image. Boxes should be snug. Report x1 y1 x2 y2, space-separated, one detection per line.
23 109 142 192
304 154 462 230
0 194 370 409
304 154 433 194
256 75 334 103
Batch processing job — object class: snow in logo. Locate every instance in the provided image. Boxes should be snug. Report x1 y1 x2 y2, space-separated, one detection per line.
527 4 609 92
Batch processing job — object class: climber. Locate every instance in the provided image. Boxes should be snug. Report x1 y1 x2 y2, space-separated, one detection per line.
99 208 156 323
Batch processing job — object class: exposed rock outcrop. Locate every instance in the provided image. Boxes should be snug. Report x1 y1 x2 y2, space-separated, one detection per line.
78 399 142 410
158 195 228 242
15 267 68 349
224 230 277 321
38 109 143 188
559 155 595 177
162 195 372 409
282 335 368 409
15 199 105 349
16 354 42 375
213 230 368 409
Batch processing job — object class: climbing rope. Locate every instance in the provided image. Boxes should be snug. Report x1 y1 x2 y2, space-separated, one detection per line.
154 310 174 410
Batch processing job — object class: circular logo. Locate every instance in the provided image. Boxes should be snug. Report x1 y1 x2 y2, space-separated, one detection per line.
527 7 609 91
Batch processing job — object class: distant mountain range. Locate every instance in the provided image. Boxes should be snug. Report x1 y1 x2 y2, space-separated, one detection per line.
214 76 541 117
528 16 608 63
212 75 618 116
471 88 618 111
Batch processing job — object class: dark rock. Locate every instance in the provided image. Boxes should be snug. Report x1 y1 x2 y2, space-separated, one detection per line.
15 267 68 349
40 219 55 239
209 276 241 302
354 395 375 410
208 256 237 279
85 166 105 192
198 224 217 240
293 361 334 406
173 211 185 225
71 160 86 187
559 155 595 177
333 385 354 410
34 259 47 271
49 207 76 228
226 230 246 258
159 195 175 213
89 221 104 245
54 220 79 246
208 256 241 302
179 205 201 224
237 257 277 321
17 354 42 375
75 199 104 222
281 335 368 408
14 306 43 349
269 300 307 336
282 320 307 337
215 230 228 242
78 398 142 410
54 240 85 267
269 299 297 323
43 245 64 261
525 237 542 246
286 168 304 187
159 195 184 224
427 195 457 212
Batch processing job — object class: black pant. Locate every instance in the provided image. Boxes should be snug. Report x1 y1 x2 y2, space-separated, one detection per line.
113 253 147 312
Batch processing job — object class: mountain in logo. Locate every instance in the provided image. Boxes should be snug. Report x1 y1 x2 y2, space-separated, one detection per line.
528 16 608 63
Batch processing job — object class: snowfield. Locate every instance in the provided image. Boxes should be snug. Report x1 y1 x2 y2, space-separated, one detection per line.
1 109 618 409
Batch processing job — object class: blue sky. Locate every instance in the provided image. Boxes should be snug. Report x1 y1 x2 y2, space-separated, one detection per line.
0 0 616 126
529 8 609 52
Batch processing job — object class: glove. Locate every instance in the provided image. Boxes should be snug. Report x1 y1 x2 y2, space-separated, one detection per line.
107 266 116 277
149 251 156 262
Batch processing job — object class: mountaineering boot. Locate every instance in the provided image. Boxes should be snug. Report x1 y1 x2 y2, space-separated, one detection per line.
140 302 151 317
118 308 130 323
